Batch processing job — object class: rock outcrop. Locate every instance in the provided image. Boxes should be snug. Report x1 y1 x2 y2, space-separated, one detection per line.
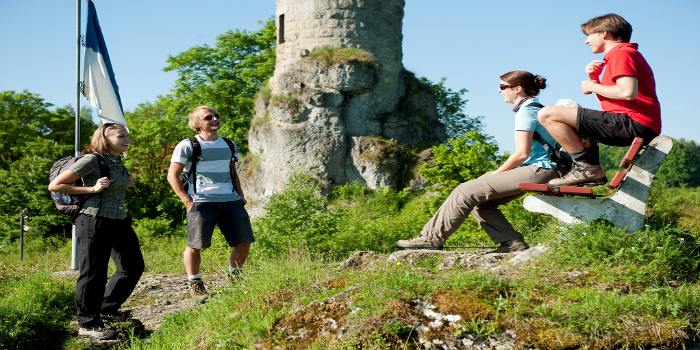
243 0 445 214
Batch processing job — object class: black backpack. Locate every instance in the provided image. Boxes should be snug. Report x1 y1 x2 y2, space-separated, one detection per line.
49 153 110 215
527 102 574 176
179 137 238 193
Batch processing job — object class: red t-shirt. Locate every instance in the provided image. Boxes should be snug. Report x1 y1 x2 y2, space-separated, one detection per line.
598 43 661 134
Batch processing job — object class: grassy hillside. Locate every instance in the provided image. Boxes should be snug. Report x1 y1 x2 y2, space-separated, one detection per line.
1 183 699 349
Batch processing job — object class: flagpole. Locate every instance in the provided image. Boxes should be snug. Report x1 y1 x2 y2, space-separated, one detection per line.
71 0 81 270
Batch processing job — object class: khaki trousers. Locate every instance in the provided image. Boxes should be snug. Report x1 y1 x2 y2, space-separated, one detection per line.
422 165 558 244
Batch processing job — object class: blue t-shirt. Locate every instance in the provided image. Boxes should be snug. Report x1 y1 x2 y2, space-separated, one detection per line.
514 98 556 169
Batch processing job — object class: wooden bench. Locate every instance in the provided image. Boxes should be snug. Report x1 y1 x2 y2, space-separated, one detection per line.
517 135 673 232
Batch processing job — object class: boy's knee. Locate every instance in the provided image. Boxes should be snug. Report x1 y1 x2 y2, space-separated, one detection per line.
537 106 552 123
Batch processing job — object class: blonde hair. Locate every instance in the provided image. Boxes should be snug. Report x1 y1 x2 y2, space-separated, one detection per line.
188 105 219 132
89 123 127 154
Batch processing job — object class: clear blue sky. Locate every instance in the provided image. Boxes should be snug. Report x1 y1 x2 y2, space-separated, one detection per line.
2 0 699 152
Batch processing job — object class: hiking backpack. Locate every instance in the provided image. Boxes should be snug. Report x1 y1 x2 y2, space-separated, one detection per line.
49 153 110 215
179 137 238 193
527 102 574 176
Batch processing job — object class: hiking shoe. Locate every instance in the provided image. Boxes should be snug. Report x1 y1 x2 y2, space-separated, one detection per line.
488 240 529 254
228 268 243 281
101 310 131 322
78 326 115 340
395 236 443 250
188 279 208 298
548 162 607 187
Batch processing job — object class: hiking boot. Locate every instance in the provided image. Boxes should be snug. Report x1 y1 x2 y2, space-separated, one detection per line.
78 326 115 340
488 240 529 254
101 310 131 322
395 236 443 250
188 279 208 298
548 162 607 187
228 268 243 281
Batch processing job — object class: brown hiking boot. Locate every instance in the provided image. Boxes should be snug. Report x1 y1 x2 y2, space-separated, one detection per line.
395 236 443 250
548 162 607 187
488 240 529 254
188 279 208 299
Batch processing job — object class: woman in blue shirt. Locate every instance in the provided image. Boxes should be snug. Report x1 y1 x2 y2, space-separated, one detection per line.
396 70 558 253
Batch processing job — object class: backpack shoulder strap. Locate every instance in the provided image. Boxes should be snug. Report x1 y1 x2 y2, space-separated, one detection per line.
222 137 238 162
92 153 111 179
188 136 201 193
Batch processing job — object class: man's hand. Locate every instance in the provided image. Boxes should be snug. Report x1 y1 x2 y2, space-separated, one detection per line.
184 198 194 211
585 60 605 81
581 79 598 95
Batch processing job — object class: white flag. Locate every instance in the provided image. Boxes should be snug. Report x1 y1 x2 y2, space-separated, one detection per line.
83 0 127 127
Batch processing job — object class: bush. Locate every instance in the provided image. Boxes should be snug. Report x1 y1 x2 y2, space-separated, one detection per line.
134 215 177 238
253 173 341 255
420 131 505 193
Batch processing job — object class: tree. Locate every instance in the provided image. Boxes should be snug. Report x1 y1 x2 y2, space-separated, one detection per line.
417 77 483 139
163 19 276 152
0 91 97 245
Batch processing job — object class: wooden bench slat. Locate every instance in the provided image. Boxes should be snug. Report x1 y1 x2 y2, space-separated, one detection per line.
608 170 628 190
556 186 594 196
518 183 550 192
618 137 644 168
518 183 595 196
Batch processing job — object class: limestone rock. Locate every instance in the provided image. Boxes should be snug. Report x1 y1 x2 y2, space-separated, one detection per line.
244 0 446 215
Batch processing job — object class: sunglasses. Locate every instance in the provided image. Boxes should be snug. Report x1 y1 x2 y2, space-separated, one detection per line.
101 122 117 137
201 114 220 121
499 84 514 91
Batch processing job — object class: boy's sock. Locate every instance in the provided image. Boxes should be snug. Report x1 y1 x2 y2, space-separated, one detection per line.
187 274 202 281
569 143 600 166
229 266 243 275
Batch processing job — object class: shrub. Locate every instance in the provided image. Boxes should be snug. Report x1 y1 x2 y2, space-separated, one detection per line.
134 215 177 238
420 131 505 192
253 173 341 255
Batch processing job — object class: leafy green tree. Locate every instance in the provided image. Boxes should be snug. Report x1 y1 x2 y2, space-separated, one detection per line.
0 91 94 168
419 131 506 191
123 97 192 222
417 77 483 139
164 19 276 152
0 91 96 246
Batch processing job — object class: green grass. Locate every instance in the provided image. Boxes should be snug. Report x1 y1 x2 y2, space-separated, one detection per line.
306 46 375 67
1 181 699 349
0 270 74 350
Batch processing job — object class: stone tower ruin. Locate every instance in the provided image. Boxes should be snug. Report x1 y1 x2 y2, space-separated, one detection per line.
243 0 445 210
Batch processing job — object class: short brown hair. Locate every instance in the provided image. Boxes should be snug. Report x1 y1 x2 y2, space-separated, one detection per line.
581 13 632 42
500 70 547 97
89 123 127 154
188 105 219 132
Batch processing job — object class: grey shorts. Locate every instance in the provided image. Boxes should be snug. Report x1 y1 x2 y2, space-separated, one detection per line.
187 200 255 249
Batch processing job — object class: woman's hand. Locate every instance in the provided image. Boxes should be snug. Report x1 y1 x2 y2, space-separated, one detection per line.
92 177 111 193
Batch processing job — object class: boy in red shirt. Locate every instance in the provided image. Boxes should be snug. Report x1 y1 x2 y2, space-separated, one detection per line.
538 13 661 186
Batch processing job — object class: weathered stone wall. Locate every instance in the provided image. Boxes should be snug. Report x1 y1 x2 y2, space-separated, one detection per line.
243 0 445 215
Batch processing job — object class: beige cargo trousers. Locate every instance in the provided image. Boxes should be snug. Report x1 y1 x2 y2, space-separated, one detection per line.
422 165 558 244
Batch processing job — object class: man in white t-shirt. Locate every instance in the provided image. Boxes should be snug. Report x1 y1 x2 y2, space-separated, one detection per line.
167 105 254 298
